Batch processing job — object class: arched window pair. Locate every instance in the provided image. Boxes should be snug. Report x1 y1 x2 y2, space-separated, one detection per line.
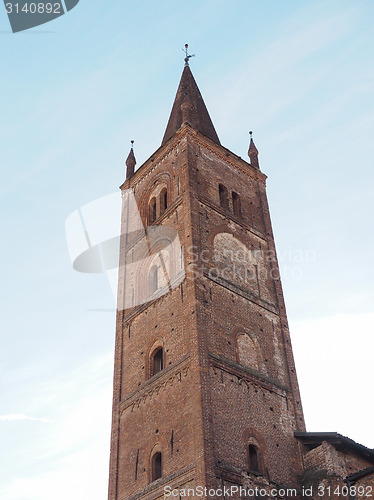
219 183 242 218
148 188 168 224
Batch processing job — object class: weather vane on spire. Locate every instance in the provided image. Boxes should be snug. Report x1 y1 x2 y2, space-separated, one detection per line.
183 43 195 65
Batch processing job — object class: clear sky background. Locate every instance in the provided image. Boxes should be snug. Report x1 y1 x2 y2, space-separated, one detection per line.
1 1 373 499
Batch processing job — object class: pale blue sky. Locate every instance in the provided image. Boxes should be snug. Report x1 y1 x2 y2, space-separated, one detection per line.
1 1 374 499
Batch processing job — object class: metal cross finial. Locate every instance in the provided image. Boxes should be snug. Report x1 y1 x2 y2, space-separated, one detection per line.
183 43 195 65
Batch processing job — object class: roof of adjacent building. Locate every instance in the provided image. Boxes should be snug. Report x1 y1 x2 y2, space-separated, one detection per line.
346 465 374 482
295 431 374 462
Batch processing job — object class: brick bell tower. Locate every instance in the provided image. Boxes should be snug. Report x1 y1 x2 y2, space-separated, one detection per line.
108 50 306 499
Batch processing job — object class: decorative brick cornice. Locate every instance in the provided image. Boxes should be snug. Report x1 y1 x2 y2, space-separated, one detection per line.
209 353 289 395
120 123 267 192
120 355 190 414
204 272 278 315
127 463 196 500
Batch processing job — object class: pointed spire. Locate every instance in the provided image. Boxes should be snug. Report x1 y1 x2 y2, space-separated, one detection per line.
248 131 260 169
126 140 136 179
161 60 220 146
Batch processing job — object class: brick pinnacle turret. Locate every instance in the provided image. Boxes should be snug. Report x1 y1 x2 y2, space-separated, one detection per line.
125 140 136 179
248 131 260 169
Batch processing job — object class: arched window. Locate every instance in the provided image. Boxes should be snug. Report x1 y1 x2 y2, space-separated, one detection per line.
149 197 157 224
219 183 229 210
232 191 242 218
248 444 260 473
160 188 168 215
151 451 162 481
151 347 164 376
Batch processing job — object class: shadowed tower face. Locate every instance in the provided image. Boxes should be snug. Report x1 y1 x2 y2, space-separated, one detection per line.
108 59 306 500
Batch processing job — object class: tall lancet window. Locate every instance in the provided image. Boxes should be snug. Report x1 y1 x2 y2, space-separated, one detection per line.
149 197 157 224
232 191 242 218
248 444 260 473
160 188 168 215
151 347 164 376
219 183 229 210
151 452 162 481
149 265 159 294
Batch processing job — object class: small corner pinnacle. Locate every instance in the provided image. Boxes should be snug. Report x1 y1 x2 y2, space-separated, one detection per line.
126 140 136 179
248 130 260 169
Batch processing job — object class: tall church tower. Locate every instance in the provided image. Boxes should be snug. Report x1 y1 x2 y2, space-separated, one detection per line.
108 54 306 499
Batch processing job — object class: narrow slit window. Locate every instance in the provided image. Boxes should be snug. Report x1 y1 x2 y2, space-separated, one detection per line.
151 452 162 481
248 444 259 473
160 188 168 215
149 197 157 224
149 265 158 294
232 191 242 218
219 183 229 210
152 348 164 376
